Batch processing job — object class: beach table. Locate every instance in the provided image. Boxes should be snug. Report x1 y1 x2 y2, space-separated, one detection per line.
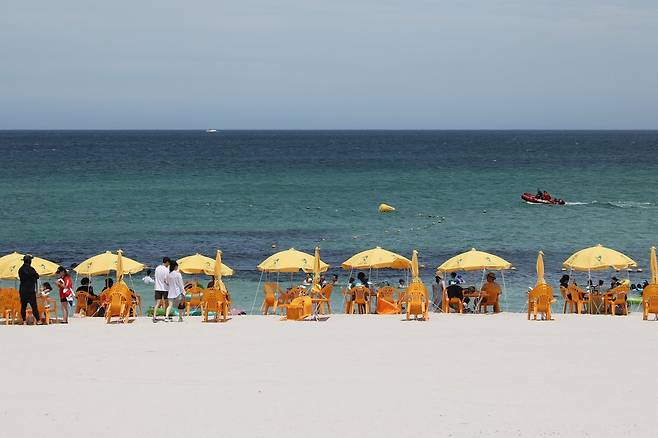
588 293 605 314
464 290 484 312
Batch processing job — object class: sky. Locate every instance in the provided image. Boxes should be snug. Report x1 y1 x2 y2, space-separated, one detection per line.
1 0 657 129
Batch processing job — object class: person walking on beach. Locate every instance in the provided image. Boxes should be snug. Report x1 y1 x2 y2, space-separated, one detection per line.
55 266 74 323
165 261 185 322
18 255 41 324
153 257 170 322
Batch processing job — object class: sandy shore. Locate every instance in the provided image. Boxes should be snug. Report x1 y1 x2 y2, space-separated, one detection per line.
2 312 657 437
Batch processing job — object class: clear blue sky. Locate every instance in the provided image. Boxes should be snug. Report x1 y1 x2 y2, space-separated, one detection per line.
1 0 657 129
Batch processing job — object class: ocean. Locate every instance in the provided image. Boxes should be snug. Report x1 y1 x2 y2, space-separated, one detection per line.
1 130 657 313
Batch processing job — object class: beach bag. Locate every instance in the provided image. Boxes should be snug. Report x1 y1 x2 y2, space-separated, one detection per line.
176 294 186 310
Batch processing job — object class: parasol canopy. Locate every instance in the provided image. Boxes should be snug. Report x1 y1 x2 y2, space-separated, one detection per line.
74 251 144 276
177 253 234 276
536 250 546 286
650 246 657 285
563 244 636 271
411 249 420 282
437 248 512 272
257 248 329 273
341 247 411 270
213 250 227 292
0 252 59 279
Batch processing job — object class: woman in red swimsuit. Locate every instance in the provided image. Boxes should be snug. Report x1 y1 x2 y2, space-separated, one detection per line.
55 266 74 323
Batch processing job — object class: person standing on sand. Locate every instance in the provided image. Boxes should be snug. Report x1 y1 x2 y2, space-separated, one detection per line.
165 261 185 322
55 266 74 323
18 255 41 324
153 257 170 322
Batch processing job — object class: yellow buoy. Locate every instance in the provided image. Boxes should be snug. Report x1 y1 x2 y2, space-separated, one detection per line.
378 203 396 213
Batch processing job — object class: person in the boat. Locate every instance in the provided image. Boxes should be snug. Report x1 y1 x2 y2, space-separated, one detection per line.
543 191 551 201
536 189 543 199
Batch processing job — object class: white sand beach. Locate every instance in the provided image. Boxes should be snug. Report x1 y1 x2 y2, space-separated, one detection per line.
2 312 657 437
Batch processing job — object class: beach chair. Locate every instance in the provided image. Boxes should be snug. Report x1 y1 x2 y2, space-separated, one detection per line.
447 297 464 313
132 292 143 316
604 285 629 316
527 284 554 320
396 288 408 310
342 287 354 314
351 286 370 314
479 283 502 313
642 284 658 320
0 288 20 324
567 284 589 314
37 295 58 324
406 282 429 320
261 282 282 315
376 287 400 314
185 286 204 316
285 296 312 321
200 288 229 322
75 291 100 317
105 283 134 324
314 284 333 314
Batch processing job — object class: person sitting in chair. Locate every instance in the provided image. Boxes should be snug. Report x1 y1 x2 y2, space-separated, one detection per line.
480 272 502 312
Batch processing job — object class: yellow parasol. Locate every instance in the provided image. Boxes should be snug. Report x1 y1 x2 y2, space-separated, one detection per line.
341 247 411 270
116 249 125 283
213 250 227 292
177 253 234 276
563 244 636 271
437 248 512 272
536 250 546 286
0 252 60 279
650 246 658 285
74 251 144 276
411 249 420 282
311 246 322 292
257 248 329 273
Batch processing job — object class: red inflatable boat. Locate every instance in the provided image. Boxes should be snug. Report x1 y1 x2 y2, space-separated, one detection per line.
521 193 565 205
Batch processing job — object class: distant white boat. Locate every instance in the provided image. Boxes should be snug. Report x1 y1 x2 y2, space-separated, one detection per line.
206 129 217 133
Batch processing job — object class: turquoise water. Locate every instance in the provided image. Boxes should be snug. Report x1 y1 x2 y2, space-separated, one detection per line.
1 130 657 312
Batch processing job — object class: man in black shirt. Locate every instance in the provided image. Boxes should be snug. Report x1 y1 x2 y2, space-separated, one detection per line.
18 255 41 323
446 283 470 311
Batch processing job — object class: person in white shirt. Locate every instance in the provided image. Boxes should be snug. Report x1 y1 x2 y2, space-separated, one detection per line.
165 261 186 322
142 269 155 285
153 257 171 323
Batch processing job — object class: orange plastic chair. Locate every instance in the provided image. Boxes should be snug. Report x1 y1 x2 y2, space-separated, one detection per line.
567 284 589 314
378 286 396 304
285 296 312 320
604 285 629 316
0 288 21 324
376 287 400 314
396 288 408 308
341 287 353 314
75 291 100 316
37 295 58 324
448 297 464 313
406 282 429 320
314 284 333 314
105 283 134 324
351 286 370 314
479 282 502 313
185 286 204 316
527 284 554 321
642 284 658 320
200 288 229 322
261 282 282 315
